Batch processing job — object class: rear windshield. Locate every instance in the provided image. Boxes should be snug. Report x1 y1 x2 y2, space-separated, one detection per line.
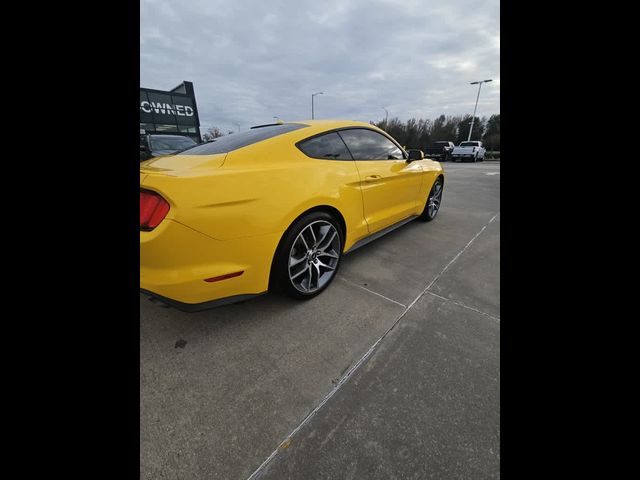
459 142 479 147
180 123 308 155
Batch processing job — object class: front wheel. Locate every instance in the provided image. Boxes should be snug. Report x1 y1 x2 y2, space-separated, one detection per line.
418 178 443 222
270 212 343 299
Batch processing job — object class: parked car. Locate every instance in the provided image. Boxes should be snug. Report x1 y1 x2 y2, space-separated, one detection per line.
140 134 197 161
451 141 486 162
140 120 445 311
424 141 455 161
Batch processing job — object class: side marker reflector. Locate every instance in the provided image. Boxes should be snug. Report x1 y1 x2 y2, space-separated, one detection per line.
204 271 244 283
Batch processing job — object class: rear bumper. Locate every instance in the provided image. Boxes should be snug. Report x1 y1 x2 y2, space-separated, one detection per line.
141 288 265 312
140 219 281 305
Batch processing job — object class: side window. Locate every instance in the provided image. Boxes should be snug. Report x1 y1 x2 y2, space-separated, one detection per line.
338 129 405 160
297 132 353 160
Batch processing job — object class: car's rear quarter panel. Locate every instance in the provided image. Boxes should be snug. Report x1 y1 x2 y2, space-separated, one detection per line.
140 218 281 303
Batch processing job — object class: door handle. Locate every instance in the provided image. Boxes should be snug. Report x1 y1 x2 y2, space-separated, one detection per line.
365 174 382 182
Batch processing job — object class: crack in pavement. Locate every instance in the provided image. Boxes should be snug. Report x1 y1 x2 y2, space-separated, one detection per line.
424 290 500 322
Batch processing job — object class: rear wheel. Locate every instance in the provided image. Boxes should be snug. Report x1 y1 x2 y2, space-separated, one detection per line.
418 178 443 222
270 212 343 299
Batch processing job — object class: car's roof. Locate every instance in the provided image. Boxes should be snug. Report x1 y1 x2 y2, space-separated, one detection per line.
240 119 389 146
279 119 390 142
278 120 400 147
271 119 378 132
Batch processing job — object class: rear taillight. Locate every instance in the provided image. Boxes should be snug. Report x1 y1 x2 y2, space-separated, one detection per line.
140 189 170 231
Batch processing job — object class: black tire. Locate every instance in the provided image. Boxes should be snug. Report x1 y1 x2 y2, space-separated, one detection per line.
418 178 444 222
270 211 344 300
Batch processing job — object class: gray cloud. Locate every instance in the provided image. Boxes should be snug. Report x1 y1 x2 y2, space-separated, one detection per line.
141 0 499 133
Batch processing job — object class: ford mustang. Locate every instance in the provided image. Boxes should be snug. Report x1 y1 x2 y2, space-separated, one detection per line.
140 120 444 311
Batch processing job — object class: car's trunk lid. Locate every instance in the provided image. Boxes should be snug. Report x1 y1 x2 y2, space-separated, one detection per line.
140 153 228 178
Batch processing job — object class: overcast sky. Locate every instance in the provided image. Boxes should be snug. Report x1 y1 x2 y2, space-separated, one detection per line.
141 0 499 134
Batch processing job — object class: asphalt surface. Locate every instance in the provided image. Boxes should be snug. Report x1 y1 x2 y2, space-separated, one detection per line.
140 160 500 479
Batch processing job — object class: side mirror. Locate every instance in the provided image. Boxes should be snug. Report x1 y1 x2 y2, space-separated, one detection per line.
407 149 424 162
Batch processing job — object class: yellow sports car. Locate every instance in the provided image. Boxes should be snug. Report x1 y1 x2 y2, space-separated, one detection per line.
140 120 444 311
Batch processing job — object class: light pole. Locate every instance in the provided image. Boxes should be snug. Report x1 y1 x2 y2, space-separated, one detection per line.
234 122 241 132
311 92 323 119
382 107 389 129
467 79 492 141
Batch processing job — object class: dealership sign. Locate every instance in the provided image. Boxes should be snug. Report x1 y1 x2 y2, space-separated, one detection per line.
140 100 194 117
140 83 200 139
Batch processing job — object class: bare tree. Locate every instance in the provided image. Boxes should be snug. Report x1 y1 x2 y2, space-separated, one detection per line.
202 127 224 142
371 113 498 148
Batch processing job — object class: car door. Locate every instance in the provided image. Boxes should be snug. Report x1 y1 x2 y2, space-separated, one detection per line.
338 128 423 233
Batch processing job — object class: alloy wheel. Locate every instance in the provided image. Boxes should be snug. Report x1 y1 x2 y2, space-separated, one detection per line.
427 181 443 218
288 220 341 293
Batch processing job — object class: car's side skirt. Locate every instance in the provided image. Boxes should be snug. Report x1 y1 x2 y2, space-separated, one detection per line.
345 215 418 254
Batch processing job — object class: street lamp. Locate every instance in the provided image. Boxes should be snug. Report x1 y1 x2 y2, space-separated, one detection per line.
382 107 389 129
311 92 323 119
467 79 492 141
234 122 241 132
